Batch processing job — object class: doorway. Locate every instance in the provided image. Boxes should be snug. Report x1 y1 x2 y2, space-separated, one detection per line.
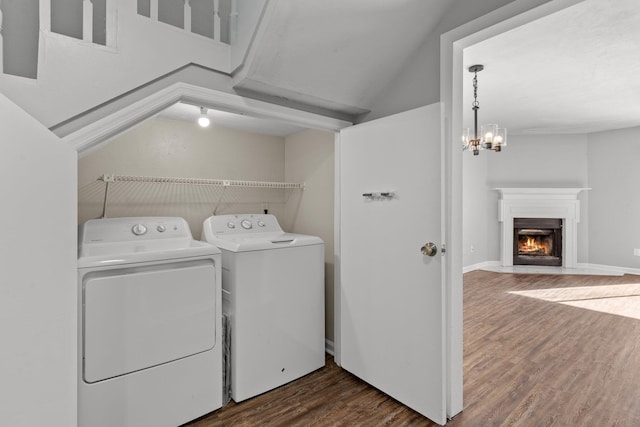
442 0 588 417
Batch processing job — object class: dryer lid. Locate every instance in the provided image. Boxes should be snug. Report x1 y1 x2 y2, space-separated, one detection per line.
78 217 221 268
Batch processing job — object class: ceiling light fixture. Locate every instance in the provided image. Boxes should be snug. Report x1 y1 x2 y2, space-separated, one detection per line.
198 107 210 127
462 65 506 155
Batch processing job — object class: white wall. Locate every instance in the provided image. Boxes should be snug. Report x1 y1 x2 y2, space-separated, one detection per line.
284 129 335 342
462 150 490 267
78 117 286 238
232 0 268 71
462 134 590 267
0 94 77 426
365 0 549 121
588 126 640 270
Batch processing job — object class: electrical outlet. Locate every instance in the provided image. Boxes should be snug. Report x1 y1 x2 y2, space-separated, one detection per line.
634 248 640 256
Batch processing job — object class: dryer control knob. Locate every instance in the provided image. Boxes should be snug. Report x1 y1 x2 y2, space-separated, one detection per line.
227 222 236 229
241 219 253 229
132 223 147 236
156 225 166 232
257 220 266 227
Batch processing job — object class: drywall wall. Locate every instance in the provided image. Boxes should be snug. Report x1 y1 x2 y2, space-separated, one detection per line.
78 117 286 238
284 129 335 343
588 126 640 270
365 0 552 121
0 94 77 426
487 134 589 263
462 150 490 268
462 134 590 268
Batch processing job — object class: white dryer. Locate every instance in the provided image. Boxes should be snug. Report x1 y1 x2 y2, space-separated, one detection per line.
202 214 325 402
77 217 223 427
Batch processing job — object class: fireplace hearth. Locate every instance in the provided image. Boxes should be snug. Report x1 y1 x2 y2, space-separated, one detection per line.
513 218 562 266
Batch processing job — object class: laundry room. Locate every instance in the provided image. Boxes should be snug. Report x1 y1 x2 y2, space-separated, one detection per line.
77 104 337 344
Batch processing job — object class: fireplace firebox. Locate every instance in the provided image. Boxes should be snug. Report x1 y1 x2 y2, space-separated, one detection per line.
513 218 562 266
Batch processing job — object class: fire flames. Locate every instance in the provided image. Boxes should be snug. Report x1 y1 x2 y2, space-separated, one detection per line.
519 236 551 255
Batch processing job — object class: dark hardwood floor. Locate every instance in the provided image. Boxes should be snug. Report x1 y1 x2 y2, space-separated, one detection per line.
185 271 640 426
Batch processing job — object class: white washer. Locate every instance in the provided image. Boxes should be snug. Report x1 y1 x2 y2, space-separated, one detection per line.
202 214 325 402
77 217 223 427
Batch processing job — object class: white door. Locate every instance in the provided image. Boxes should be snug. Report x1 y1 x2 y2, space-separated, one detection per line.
338 103 445 424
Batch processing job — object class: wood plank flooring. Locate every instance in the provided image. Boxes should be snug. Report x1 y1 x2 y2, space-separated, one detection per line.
184 271 640 426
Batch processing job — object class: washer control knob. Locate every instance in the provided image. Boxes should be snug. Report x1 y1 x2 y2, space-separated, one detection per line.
241 219 253 229
257 220 266 227
227 222 236 229
156 225 166 233
132 223 147 236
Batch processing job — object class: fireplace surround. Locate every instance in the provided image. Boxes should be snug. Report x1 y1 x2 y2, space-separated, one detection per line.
496 188 589 269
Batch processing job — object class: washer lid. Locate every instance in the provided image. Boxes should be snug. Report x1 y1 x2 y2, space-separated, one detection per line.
207 232 323 252
202 214 323 252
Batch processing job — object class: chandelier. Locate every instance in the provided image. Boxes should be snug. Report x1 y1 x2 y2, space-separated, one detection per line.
462 65 506 155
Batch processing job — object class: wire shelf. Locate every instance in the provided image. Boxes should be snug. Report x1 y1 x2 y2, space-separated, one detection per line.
100 174 304 189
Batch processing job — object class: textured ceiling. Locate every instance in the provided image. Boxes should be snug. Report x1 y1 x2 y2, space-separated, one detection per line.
463 0 640 135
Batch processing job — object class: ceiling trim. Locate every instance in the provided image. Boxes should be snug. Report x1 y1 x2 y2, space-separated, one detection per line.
63 82 352 156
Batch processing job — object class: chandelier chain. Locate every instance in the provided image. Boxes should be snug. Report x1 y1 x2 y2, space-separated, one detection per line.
472 72 479 108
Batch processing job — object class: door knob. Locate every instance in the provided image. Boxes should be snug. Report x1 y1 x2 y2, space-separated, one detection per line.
421 242 438 257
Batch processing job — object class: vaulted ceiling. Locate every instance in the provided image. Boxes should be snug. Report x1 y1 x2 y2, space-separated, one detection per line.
162 0 640 137
232 0 454 122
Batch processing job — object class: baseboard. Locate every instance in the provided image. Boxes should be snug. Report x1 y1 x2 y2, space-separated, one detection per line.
463 261 500 273
464 261 640 276
325 339 335 356
579 263 640 276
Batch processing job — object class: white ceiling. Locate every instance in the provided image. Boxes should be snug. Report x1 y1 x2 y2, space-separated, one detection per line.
156 102 307 137
463 0 640 135
159 0 640 138
157 0 455 135
233 0 452 120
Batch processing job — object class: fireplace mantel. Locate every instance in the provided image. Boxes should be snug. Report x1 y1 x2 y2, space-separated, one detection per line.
495 188 590 268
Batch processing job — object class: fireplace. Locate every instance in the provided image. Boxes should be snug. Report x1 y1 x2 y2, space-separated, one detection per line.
513 218 562 266
496 188 589 269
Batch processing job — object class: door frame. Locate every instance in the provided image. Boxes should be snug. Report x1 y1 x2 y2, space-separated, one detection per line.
440 0 586 417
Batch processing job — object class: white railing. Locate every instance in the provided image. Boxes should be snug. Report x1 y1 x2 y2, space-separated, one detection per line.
39 0 234 47
143 0 236 45
0 0 235 78
40 0 116 46
83 0 93 43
